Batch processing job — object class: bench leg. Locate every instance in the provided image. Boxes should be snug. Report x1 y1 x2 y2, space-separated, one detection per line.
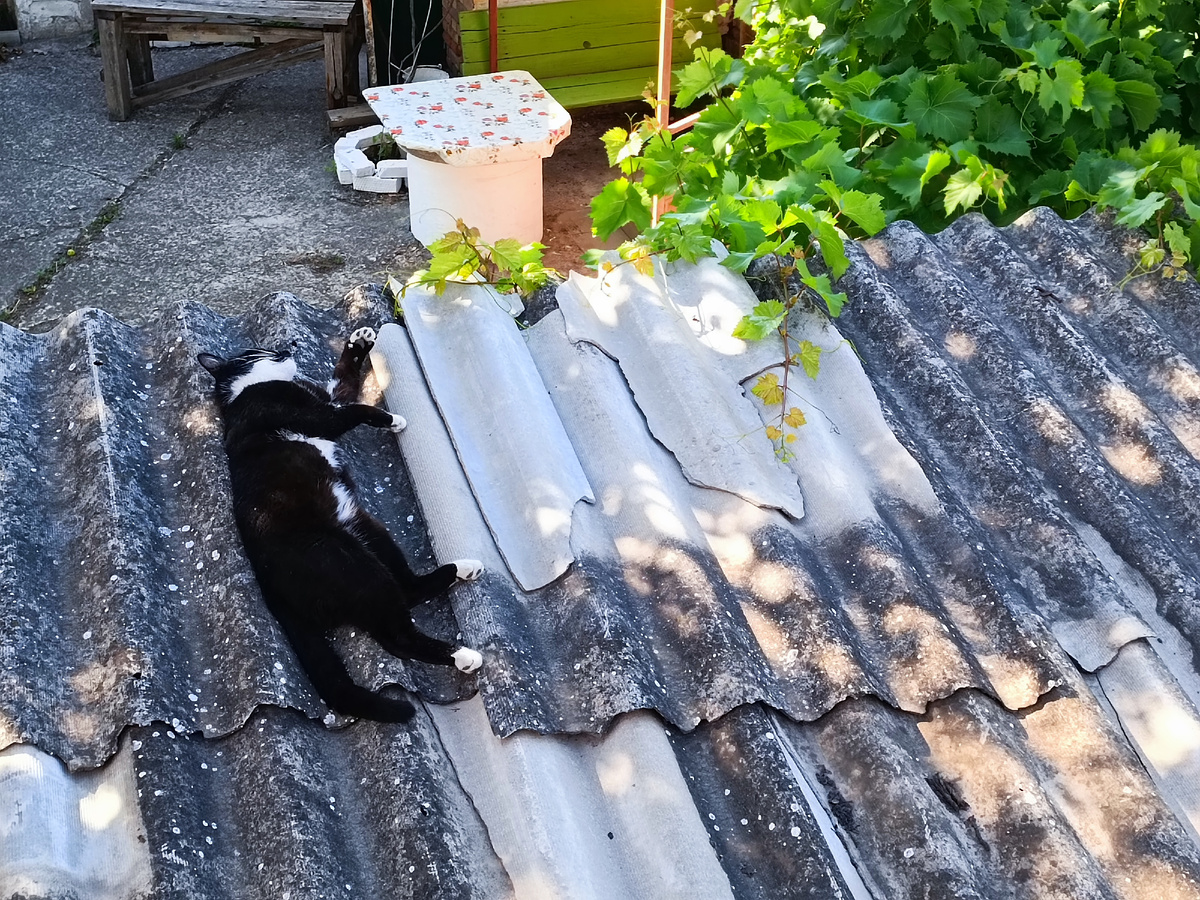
96 11 134 120
324 26 352 108
128 34 154 87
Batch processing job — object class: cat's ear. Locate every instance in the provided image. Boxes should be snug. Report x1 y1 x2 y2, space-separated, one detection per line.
197 353 224 375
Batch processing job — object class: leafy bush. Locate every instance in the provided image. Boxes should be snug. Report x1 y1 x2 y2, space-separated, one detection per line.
590 0 1200 294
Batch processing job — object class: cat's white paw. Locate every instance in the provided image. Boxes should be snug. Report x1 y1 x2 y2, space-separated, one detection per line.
454 559 484 581
452 647 483 673
388 414 407 433
348 326 377 349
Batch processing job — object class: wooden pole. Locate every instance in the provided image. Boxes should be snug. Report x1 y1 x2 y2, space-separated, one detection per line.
656 0 673 130
489 0 498 71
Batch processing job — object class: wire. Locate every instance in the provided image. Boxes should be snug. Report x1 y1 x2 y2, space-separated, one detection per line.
399 0 436 82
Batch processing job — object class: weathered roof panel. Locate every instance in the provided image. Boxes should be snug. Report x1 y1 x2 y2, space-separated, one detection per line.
3 208 1200 899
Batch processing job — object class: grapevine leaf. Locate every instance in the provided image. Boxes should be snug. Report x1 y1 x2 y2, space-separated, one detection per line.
927 25 958 60
765 425 784 441
1081 71 1119 127
796 258 847 316
751 373 785 405
944 167 984 214
1063 1 1112 53
601 127 631 167
1114 191 1168 226
667 225 715 264
425 243 476 281
732 299 787 341
1027 169 1070 203
763 118 825 152
739 77 798 125
1030 36 1065 69
905 73 982 143
818 69 881 100
863 0 916 40
591 178 652 239
1164 221 1190 258
783 407 808 427
845 98 918 139
931 0 974 33
798 341 823 379
1016 68 1039 94
632 255 656 277
489 238 525 274
1097 166 1154 209
581 248 607 270
722 250 759 273
975 98 1031 156
1171 178 1200 219
890 151 952 205
1038 60 1085 123
674 48 734 107
1116 80 1162 131
802 141 863 189
1065 180 1098 202
793 205 850 278
693 102 744 154
838 190 887 235
1070 152 1132 195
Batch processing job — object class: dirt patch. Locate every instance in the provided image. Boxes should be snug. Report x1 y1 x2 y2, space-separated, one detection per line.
540 103 648 277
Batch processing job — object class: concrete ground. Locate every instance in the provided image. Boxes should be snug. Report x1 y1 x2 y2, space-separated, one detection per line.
0 34 626 332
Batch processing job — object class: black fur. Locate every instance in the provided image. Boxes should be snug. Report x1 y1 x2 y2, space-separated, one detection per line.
198 331 474 723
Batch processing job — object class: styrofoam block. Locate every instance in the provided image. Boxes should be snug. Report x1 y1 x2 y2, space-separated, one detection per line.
335 147 374 179
353 174 404 193
336 164 355 185
375 159 408 179
347 124 386 147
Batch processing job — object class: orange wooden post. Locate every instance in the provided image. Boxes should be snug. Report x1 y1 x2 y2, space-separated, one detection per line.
656 0 674 130
653 0 674 222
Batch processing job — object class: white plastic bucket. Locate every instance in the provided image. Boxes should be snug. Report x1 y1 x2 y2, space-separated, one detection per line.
409 66 449 82
406 154 544 247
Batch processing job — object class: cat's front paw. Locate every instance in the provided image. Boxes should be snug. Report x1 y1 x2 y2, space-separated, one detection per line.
347 327 377 353
454 559 484 581
452 647 483 673
388 414 407 433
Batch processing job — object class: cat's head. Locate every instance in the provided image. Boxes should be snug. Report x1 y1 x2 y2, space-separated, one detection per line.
197 348 298 407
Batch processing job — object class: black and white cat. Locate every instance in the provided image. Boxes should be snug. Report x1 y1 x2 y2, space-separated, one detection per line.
198 327 483 724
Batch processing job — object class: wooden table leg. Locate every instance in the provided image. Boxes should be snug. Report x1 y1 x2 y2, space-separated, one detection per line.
96 11 134 120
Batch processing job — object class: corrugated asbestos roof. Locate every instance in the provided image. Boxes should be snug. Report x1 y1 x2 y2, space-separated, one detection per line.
3 209 1200 899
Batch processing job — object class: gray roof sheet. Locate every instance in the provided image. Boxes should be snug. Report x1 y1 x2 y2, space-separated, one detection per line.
3 209 1200 899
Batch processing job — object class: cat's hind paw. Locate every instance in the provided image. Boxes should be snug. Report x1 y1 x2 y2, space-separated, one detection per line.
388 414 407 433
452 647 483 673
347 327 377 352
454 559 484 581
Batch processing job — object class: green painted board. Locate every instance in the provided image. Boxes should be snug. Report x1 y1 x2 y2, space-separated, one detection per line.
541 65 689 108
460 18 717 56
458 0 726 108
460 0 723 32
461 31 719 78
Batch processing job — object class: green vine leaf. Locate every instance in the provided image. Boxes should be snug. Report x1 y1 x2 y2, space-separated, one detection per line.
797 341 823 379
733 300 787 341
591 178 652 240
905 73 983 143
1114 192 1169 227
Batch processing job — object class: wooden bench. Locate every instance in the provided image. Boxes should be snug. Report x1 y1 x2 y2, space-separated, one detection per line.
457 0 723 110
91 0 364 121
